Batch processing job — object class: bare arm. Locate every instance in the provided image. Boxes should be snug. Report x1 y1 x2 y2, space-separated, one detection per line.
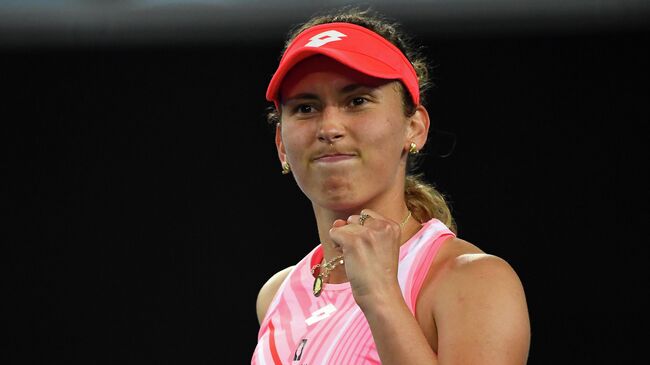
329 211 442 364
362 284 440 364
362 251 530 365
433 253 530 364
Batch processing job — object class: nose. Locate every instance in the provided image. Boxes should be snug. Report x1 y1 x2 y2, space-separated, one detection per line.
317 107 345 145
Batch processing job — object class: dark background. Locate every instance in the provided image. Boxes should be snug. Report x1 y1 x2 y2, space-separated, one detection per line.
4 2 649 364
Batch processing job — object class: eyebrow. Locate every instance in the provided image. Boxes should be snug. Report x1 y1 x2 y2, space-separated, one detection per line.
283 83 374 104
341 83 366 94
283 93 319 104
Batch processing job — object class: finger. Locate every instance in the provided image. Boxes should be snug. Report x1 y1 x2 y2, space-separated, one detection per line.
356 209 403 228
329 219 350 249
347 214 366 226
347 212 372 227
359 208 386 222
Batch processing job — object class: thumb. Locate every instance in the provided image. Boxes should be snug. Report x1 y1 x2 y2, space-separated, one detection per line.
328 219 348 250
331 219 348 228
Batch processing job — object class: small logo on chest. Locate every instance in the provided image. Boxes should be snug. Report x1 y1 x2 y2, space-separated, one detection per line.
305 303 337 325
293 338 308 361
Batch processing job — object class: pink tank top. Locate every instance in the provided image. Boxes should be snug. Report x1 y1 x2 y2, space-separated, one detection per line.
251 218 455 365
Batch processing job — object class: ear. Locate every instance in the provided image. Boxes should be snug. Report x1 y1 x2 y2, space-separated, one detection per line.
275 123 287 164
406 105 431 151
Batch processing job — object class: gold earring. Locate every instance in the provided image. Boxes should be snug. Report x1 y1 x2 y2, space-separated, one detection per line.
408 142 419 155
281 162 291 175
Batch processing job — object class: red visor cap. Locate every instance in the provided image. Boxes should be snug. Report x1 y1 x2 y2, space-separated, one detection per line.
266 22 420 109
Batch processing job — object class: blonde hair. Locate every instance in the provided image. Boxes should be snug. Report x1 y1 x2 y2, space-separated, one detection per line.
270 6 457 234
406 174 456 233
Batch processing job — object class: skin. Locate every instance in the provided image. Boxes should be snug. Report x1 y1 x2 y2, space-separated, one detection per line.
256 55 531 364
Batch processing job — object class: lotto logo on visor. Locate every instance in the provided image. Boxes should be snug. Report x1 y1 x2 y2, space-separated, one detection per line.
305 30 347 47
266 22 419 107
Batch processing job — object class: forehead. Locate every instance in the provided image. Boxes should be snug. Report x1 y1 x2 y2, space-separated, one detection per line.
280 55 391 99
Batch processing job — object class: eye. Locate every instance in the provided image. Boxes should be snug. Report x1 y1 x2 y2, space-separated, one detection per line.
350 97 367 107
295 104 315 114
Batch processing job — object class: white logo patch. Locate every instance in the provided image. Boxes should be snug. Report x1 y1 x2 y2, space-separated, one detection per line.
305 303 337 325
305 30 347 48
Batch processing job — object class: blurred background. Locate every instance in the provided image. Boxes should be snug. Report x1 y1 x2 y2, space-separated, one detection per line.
4 1 649 364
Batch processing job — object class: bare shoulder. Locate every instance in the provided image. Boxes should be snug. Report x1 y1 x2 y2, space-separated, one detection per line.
442 238 525 293
428 237 528 309
427 237 522 284
256 266 294 325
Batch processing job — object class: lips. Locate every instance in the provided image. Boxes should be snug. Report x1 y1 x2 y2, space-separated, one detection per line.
313 153 356 162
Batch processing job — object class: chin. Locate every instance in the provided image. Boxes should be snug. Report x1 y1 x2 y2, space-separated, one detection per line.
300 174 365 208
315 190 365 213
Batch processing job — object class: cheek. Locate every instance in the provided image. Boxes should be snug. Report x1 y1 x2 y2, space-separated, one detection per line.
281 124 312 160
362 116 406 150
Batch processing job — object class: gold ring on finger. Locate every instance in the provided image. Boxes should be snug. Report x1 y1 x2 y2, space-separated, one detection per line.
359 212 370 226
